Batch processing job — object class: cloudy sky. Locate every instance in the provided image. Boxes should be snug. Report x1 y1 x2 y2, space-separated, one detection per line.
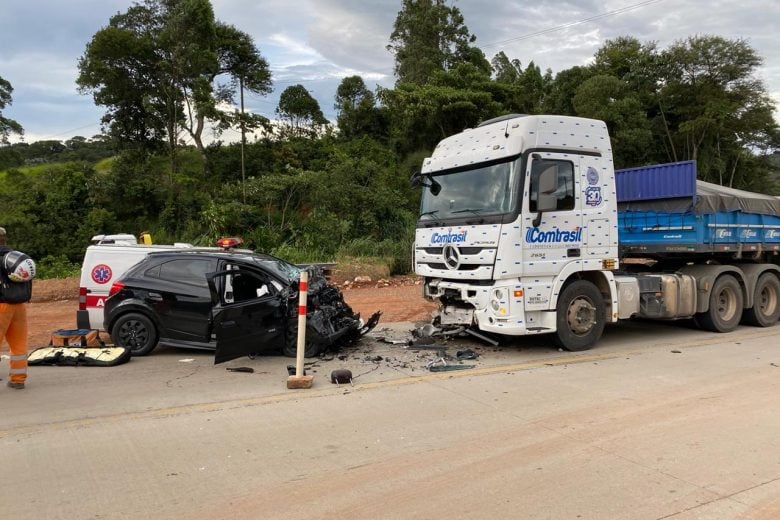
1 0 778 143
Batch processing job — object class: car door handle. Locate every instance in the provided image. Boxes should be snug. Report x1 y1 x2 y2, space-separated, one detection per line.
147 292 163 301
567 248 581 257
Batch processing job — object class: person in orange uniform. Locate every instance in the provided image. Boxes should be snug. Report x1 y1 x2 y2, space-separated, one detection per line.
0 227 33 390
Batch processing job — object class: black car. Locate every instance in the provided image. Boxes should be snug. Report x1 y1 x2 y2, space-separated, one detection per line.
104 247 380 363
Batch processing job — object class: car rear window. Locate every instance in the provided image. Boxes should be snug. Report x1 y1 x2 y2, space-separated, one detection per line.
155 258 218 285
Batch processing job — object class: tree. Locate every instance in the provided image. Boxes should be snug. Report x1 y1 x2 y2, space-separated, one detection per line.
334 76 387 140
77 0 272 173
657 36 778 187
0 75 23 144
276 85 328 138
380 62 503 152
387 0 489 85
491 51 522 84
573 75 653 168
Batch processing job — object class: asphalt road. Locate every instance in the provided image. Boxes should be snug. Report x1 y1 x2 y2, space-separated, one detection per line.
1 319 779 519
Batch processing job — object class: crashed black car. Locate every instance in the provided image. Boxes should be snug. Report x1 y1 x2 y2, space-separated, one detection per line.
103 245 380 363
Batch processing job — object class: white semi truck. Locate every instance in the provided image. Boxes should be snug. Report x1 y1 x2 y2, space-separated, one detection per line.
412 114 780 350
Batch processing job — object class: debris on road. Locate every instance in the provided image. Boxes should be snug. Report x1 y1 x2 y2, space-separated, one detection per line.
330 369 352 385
426 357 475 372
226 367 254 373
456 349 479 360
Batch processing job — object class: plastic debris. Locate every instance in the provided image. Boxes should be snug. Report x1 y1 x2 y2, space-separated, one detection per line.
226 367 254 373
456 349 479 360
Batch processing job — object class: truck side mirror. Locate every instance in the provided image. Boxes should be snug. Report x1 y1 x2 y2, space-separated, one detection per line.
533 164 559 226
410 171 441 196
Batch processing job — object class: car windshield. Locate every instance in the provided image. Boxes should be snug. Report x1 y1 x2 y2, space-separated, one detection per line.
250 253 301 283
419 158 520 221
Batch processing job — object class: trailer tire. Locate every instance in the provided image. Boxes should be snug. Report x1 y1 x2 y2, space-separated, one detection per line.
696 275 743 333
743 273 780 327
111 312 158 356
553 280 605 351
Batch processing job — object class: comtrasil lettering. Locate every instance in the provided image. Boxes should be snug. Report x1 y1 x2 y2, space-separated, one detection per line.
431 231 468 244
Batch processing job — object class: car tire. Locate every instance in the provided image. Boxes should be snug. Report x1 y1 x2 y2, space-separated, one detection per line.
282 319 322 358
111 312 159 356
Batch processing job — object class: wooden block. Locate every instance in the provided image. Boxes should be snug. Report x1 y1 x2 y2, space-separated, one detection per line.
286 375 314 389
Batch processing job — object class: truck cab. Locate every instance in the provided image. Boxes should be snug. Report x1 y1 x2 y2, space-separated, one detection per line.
414 114 619 349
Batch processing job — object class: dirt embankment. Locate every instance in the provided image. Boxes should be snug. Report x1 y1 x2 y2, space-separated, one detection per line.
14 276 437 350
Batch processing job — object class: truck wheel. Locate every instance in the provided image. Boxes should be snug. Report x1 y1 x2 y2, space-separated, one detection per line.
111 312 158 356
743 273 780 327
696 275 743 333
282 320 322 358
553 280 606 351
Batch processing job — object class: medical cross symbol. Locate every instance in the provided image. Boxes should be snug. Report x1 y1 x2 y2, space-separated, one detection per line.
92 264 113 284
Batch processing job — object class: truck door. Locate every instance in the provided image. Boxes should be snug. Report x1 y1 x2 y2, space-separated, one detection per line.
522 153 582 280
208 270 286 364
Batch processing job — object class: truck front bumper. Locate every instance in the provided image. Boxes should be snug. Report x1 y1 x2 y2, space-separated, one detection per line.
425 278 551 336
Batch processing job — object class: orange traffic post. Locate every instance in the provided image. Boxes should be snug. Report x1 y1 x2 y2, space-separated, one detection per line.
287 270 313 389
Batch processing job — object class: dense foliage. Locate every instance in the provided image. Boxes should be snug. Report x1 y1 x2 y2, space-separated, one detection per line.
0 1 778 274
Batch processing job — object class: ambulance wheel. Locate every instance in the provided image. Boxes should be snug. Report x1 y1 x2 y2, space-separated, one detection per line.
743 273 780 327
553 280 605 352
282 320 322 358
697 275 743 333
112 312 158 356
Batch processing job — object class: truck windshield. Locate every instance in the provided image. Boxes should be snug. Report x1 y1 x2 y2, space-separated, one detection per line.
419 158 520 221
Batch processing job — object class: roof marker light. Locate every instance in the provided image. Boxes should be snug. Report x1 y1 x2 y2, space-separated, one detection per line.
216 237 243 250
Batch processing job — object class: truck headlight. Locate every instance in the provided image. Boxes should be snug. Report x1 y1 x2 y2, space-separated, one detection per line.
491 288 507 314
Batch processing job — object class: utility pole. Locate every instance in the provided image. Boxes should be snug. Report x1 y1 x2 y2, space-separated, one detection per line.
240 76 246 203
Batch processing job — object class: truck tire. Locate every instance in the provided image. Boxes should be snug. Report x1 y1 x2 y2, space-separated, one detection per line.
743 273 780 327
696 274 743 333
111 312 158 356
553 280 606 351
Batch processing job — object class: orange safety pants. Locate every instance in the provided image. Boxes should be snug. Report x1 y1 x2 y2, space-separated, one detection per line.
0 303 28 384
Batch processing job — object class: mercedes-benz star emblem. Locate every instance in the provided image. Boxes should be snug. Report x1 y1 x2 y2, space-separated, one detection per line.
442 244 461 270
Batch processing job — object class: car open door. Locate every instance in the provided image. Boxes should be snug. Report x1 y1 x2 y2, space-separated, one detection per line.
207 270 286 364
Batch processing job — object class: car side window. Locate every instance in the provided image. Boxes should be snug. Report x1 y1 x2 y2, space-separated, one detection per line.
230 273 264 302
223 270 274 304
158 258 218 286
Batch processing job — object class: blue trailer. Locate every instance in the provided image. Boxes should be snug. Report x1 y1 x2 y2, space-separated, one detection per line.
617 161 780 257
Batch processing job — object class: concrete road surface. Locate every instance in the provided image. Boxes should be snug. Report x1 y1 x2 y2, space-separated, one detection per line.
1 320 779 519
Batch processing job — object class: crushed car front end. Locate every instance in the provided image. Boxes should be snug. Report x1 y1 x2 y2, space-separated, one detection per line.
300 265 381 355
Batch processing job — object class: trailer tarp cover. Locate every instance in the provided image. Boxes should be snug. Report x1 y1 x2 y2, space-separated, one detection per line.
616 161 780 216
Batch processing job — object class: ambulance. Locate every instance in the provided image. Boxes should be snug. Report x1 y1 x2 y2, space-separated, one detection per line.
76 234 195 330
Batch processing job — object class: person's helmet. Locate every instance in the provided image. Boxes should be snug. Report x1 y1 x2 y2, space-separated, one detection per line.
3 251 36 282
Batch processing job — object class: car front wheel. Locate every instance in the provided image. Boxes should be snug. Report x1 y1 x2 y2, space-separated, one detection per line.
112 312 159 356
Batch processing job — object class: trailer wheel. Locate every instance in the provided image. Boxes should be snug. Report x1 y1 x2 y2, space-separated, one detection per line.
743 273 780 327
111 312 158 356
553 280 605 351
696 275 743 333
